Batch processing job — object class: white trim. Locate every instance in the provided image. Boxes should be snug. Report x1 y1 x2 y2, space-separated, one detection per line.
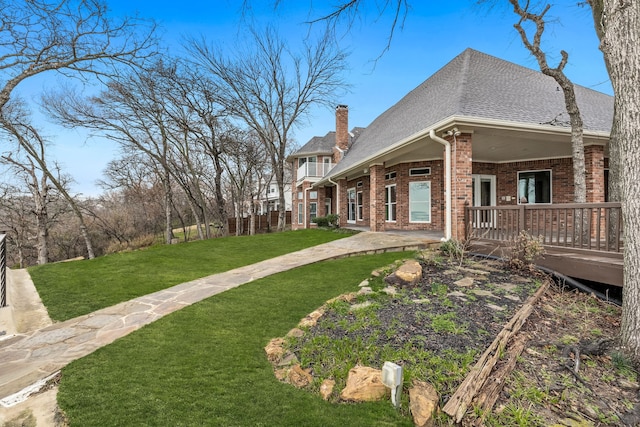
385 184 397 222
409 181 432 223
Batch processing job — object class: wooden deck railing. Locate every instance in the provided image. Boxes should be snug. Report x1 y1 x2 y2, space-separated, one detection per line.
0 234 6 307
465 203 623 253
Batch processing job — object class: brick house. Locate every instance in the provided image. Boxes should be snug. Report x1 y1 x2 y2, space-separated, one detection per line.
290 49 613 240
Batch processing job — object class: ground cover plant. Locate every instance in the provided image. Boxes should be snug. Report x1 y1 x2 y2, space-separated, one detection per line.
282 253 542 416
56 252 417 426
28 229 352 321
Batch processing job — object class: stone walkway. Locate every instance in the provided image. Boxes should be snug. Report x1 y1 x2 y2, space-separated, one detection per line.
0 231 438 403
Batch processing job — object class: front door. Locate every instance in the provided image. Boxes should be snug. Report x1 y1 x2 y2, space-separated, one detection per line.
472 175 496 227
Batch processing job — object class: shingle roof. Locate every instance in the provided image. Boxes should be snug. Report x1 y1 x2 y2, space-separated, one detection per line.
294 132 336 157
326 48 613 179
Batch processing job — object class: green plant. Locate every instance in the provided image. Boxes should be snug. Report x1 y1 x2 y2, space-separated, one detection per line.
430 312 467 334
440 238 469 262
311 214 340 228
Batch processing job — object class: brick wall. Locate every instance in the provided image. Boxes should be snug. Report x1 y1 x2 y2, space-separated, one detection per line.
451 134 473 240
473 155 607 205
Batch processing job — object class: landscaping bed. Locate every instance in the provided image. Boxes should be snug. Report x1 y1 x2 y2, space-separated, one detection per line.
270 251 639 426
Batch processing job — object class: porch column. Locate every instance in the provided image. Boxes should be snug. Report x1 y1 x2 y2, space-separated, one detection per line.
585 145 606 203
337 178 347 228
450 133 473 240
369 164 385 231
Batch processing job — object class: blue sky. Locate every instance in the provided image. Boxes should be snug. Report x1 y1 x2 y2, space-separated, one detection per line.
11 0 611 196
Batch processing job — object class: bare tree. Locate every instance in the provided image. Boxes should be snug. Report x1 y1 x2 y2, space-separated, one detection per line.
508 1 586 204
0 0 156 113
187 26 349 231
0 99 96 259
588 0 640 359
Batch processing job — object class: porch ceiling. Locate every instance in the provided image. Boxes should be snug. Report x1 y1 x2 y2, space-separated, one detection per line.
368 126 608 168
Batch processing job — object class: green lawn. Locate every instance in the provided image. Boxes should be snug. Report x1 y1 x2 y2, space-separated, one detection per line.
57 252 416 426
29 229 351 321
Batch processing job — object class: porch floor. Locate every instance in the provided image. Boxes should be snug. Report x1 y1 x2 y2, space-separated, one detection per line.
470 240 623 288
343 226 445 241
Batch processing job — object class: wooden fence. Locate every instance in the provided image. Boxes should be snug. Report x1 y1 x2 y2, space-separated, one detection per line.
466 203 623 253
228 211 292 235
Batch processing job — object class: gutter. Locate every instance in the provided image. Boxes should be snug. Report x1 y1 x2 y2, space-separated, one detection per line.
327 176 340 218
428 130 452 241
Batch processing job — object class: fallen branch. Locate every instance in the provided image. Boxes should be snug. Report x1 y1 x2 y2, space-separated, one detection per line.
443 280 550 422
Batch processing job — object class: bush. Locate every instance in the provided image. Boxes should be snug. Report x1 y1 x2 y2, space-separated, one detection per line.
507 231 545 270
311 214 340 228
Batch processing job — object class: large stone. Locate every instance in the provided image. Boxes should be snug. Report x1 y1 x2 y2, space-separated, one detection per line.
409 380 439 427
320 379 336 400
298 309 325 328
288 364 313 388
264 338 285 363
395 260 423 285
340 366 387 402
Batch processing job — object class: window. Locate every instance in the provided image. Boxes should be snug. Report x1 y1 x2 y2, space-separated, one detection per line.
297 191 303 199
309 202 317 221
385 184 397 222
357 191 364 220
325 198 332 215
409 181 431 222
309 191 318 199
357 181 363 188
297 203 303 224
409 167 431 176
518 170 551 204
347 188 356 222
385 171 397 180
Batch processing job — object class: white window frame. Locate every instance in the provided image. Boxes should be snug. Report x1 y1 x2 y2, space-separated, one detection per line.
356 191 364 221
517 170 552 204
409 181 431 223
409 167 431 176
309 202 317 221
385 184 397 222
309 191 318 199
347 187 357 223
385 171 397 180
297 203 304 224
325 197 332 215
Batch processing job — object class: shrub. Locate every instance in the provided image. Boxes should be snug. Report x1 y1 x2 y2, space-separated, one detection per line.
311 214 340 228
507 231 545 270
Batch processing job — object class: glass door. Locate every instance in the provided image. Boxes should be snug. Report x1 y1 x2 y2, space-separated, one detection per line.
472 175 496 227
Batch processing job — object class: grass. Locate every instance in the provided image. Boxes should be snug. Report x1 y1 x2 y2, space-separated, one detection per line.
28 229 351 321
56 252 416 426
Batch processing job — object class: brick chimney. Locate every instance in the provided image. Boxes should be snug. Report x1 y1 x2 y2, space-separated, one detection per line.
335 105 349 152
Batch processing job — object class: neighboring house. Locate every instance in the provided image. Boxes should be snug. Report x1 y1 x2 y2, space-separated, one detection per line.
255 178 292 215
290 48 613 240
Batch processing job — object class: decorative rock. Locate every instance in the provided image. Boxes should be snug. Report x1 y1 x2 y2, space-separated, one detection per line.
288 364 313 388
286 328 305 338
358 287 374 295
340 366 387 402
382 286 397 296
264 338 285 363
412 298 430 304
358 279 370 288
454 277 474 287
320 379 336 400
486 303 505 311
409 380 439 427
274 368 289 381
471 289 496 298
447 291 467 299
350 301 373 311
277 352 299 367
298 309 325 327
395 260 423 285
504 294 521 302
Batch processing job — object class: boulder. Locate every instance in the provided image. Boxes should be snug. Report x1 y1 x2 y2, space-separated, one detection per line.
298 308 325 327
340 366 387 402
264 338 285 363
288 364 313 388
320 379 336 400
409 380 439 427
386 260 422 286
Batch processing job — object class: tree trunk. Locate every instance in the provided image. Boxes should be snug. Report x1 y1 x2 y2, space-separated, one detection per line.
162 171 174 245
593 0 640 358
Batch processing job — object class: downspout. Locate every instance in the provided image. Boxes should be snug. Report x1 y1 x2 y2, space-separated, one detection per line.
429 130 452 241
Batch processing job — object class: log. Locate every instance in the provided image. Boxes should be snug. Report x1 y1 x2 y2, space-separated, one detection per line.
472 334 528 426
442 280 549 422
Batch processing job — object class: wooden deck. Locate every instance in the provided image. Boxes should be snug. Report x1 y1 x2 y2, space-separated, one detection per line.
466 203 624 287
